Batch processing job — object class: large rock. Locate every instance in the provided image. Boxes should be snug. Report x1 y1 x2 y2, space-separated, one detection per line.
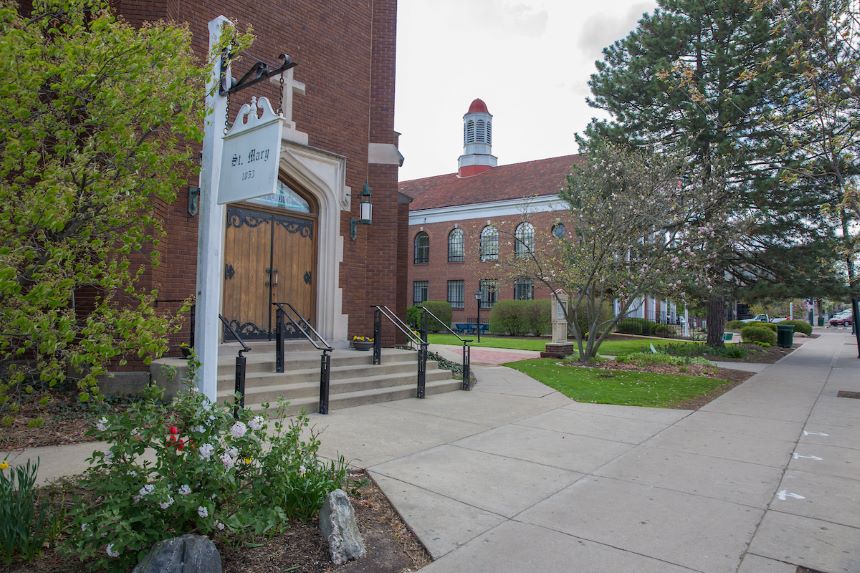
319 489 367 565
132 534 222 573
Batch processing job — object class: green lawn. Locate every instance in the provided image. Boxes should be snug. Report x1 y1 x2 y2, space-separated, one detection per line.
427 333 698 356
505 358 730 408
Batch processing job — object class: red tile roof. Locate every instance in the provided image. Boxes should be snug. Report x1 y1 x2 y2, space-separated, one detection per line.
400 154 583 211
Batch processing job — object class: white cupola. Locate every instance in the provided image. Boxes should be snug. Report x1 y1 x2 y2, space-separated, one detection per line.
457 98 497 177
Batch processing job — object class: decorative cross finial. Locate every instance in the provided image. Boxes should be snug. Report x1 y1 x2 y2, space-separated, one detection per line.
270 68 306 128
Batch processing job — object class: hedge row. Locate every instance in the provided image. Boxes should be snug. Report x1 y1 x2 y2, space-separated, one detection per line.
615 318 677 338
489 300 551 336
781 319 812 335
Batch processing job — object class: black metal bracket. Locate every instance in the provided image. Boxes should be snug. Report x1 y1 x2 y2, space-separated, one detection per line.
220 52 296 96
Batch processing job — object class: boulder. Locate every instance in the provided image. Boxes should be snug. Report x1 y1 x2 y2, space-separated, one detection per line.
132 534 221 573
319 489 366 565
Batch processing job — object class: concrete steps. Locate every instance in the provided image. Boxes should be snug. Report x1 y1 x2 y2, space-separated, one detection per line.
153 346 464 415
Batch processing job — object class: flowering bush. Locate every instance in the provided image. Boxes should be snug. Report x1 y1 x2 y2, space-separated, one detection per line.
64 384 347 571
351 336 374 343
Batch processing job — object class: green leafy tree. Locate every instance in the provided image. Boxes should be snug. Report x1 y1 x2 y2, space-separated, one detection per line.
585 0 836 346
0 0 242 420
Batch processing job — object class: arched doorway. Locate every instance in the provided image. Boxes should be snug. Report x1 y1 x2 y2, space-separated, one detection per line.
222 179 317 339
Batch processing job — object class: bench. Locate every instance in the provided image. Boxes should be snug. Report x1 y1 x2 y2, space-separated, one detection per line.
454 322 489 335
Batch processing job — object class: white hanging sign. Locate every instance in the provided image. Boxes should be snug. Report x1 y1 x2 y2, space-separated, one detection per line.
218 96 283 204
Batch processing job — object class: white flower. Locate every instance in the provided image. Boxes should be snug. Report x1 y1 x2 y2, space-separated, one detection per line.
178 484 192 496
199 443 215 460
248 416 264 431
216 521 225 531
103 450 114 464
96 417 108 432
299 464 306 475
230 421 247 439
132 494 141 504
130 427 140 437
138 484 155 497
106 543 120 558
197 506 209 518
81 523 88 531
227 447 238 459
159 495 174 510
192 425 206 434
220 452 235 469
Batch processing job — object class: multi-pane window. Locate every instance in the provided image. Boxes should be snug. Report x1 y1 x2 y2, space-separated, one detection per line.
480 226 499 261
447 280 465 309
448 228 464 262
414 232 429 264
413 281 428 304
514 278 534 300
515 222 535 258
479 279 497 309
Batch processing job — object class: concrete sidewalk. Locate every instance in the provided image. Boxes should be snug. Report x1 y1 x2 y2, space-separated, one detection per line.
357 332 857 572
4 334 858 572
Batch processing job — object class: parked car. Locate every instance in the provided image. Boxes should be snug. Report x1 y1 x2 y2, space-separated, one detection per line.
829 311 854 327
741 314 769 323
770 316 787 323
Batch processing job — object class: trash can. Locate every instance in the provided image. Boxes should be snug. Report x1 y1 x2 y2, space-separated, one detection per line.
818 315 824 326
777 324 794 348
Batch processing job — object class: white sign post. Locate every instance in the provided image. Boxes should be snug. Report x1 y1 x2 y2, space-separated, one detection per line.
194 16 232 402
218 96 283 204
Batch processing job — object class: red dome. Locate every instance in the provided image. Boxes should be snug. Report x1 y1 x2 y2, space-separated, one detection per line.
467 98 489 113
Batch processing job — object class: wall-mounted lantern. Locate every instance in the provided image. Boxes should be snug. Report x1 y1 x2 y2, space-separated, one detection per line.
187 186 201 217
350 181 373 240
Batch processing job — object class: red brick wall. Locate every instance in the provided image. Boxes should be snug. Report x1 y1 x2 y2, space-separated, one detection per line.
108 1 402 362
408 210 570 322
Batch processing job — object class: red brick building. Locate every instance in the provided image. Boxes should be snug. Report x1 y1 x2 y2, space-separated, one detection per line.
109 1 407 366
400 99 583 325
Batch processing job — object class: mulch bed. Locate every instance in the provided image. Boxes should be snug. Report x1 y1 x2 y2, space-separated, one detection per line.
0 391 130 451
8 471 431 573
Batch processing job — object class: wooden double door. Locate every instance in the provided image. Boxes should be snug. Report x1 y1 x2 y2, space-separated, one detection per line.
222 205 316 339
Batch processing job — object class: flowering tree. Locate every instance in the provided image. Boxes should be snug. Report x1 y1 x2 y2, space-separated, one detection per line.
0 1 248 421
504 141 712 361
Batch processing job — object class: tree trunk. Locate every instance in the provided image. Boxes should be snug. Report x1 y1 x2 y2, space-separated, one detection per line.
706 294 727 347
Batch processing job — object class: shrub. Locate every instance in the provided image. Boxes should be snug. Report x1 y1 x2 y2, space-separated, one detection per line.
616 318 657 336
662 343 749 359
653 324 675 338
63 382 347 571
725 320 747 331
781 320 812 336
524 300 551 336
488 301 550 336
490 301 528 336
409 301 452 333
1 459 53 565
741 325 776 346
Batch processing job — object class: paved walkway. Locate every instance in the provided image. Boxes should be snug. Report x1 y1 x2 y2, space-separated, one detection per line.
4 333 858 572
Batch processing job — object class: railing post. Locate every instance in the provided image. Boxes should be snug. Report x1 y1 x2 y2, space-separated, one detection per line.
275 306 285 373
373 307 382 365
233 350 247 419
417 310 428 398
462 343 471 391
319 350 331 414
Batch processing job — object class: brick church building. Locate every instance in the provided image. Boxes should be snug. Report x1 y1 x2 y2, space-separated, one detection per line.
106 0 408 368
401 98 679 327
400 98 581 324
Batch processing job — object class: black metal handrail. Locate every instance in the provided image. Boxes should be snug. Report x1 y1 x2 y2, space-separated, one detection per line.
218 314 250 419
272 302 333 414
419 306 472 391
371 305 428 399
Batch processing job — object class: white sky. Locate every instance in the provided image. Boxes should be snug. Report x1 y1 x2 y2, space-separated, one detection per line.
394 0 657 181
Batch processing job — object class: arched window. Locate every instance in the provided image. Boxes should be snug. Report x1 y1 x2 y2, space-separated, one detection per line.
480 226 499 261
414 232 429 264
515 222 535 258
476 119 485 142
466 120 475 144
448 228 464 262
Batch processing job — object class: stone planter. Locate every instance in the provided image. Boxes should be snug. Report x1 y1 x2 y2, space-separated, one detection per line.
352 341 374 351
